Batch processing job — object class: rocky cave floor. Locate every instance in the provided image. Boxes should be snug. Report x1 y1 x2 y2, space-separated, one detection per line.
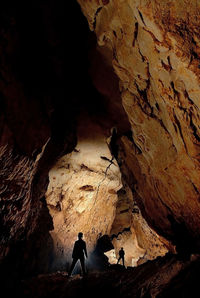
13 253 200 298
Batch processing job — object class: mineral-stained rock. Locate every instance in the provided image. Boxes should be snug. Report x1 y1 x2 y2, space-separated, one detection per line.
77 0 200 251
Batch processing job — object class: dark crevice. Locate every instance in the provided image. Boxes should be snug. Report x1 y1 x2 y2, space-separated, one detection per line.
170 81 179 101
100 155 116 164
173 111 188 153
80 164 94 172
135 83 157 119
109 127 119 160
137 9 146 26
167 56 172 71
111 227 131 240
124 130 134 143
93 7 103 30
138 46 146 62
120 208 129 214
132 22 138 47
184 89 194 105
173 122 178 133
191 181 200 196
159 119 170 135
113 30 117 38
161 60 172 72
155 102 160 111
189 112 200 143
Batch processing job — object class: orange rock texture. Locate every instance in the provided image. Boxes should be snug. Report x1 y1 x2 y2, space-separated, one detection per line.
77 0 200 248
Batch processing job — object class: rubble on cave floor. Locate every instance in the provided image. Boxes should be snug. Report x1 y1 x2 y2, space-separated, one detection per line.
16 253 200 298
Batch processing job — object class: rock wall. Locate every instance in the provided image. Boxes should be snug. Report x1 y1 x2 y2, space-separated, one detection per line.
0 0 92 283
77 0 200 251
107 181 168 267
46 118 122 270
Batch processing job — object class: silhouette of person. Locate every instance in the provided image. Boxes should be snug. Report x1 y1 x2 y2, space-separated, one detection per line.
68 232 88 276
117 247 125 266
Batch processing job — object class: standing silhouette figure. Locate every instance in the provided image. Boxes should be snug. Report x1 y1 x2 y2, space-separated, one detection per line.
68 232 88 276
117 247 125 266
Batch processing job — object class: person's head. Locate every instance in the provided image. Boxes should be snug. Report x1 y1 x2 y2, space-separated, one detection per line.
78 232 83 239
121 247 123 250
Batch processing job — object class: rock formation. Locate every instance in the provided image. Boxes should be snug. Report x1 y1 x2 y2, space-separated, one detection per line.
106 181 168 266
0 0 89 284
1 0 200 296
77 0 200 251
46 116 168 269
46 118 122 269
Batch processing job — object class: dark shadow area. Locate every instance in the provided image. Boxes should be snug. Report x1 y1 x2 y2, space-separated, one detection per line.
14 253 200 298
0 0 110 295
89 235 114 271
157 255 200 298
0 0 109 156
167 214 200 259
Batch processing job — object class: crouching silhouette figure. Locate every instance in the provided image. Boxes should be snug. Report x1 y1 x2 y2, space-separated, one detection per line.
117 247 125 266
68 232 88 276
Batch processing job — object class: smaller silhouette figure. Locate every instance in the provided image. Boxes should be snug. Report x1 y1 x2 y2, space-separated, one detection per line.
68 232 88 277
117 247 125 266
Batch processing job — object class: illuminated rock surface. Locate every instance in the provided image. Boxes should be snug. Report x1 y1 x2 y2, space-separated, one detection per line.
77 0 200 250
108 183 168 266
46 118 168 269
46 119 122 268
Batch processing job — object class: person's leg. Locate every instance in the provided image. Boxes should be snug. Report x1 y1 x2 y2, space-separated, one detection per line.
117 256 121 264
68 258 78 276
122 256 125 266
80 257 86 275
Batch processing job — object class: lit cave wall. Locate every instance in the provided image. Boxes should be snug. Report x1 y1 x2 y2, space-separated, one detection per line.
46 118 122 270
46 117 168 271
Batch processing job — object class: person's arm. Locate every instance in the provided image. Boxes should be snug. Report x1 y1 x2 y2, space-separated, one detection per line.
72 242 76 258
84 242 88 258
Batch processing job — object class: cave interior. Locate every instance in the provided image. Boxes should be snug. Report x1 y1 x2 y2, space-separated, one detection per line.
1 1 200 297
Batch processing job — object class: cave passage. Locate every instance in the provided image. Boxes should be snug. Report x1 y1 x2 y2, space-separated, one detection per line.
45 116 168 273
2 0 200 297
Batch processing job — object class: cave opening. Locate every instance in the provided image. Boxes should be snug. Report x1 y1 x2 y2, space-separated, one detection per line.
45 113 169 274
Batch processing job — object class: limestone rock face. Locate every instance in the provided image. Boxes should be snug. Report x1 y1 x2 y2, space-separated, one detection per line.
77 0 200 250
108 183 168 267
46 117 169 269
46 119 122 269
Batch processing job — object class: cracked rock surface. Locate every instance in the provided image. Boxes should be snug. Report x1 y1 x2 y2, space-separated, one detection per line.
46 118 122 269
107 182 168 267
46 115 169 269
77 0 200 250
